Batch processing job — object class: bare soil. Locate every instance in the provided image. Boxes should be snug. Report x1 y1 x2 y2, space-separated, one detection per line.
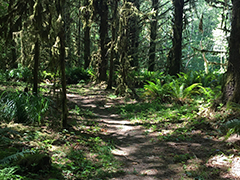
67 84 240 180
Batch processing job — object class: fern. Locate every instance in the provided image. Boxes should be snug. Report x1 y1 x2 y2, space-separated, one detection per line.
0 166 22 180
143 79 169 101
223 119 240 138
0 149 33 164
168 80 202 103
0 91 51 124
0 127 20 146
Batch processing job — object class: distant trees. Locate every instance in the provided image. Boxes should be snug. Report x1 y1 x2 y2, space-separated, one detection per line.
0 0 237 124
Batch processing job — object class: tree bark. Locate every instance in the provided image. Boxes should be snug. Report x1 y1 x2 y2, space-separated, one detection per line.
57 0 68 128
107 0 118 89
32 38 40 95
59 27 68 128
98 0 108 81
83 0 91 69
129 0 140 69
167 0 184 76
75 0 82 66
148 0 158 71
222 0 240 104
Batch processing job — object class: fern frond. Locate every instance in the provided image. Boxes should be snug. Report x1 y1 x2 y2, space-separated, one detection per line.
223 119 240 138
0 149 33 164
0 166 19 180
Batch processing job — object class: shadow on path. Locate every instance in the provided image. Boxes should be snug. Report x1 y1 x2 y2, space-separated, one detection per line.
67 88 235 180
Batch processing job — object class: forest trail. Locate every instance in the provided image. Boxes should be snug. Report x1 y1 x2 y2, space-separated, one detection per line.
67 84 240 180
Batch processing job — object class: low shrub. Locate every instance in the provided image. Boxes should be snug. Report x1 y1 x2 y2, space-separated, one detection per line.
66 67 90 84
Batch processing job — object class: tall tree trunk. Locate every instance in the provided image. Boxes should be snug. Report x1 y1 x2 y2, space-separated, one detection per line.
107 0 118 89
83 0 91 69
148 0 158 71
129 0 140 68
115 2 139 99
65 3 71 67
98 0 108 81
9 0 18 69
77 0 82 66
167 0 184 76
222 0 240 104
59 27 68 128
32 38 40 95
57 0 68 128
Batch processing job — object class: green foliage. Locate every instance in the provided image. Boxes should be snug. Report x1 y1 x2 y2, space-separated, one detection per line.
143 74 207 104
0 166 22 180
141 71 224 104
6 64 31 82
41 70 55 81
0 70 7 82
0 91 51 124
87 67 98 81
16 153 51 173
66 67 90 84
168 80 202 103
0 127 19 146
0 149 32 165
223 119 240 138
131 70 173 88
143 79 169 101
178 70 224 88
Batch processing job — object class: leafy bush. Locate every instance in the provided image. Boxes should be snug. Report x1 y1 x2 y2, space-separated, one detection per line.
6 64 31 82
131 70 173 88
222 119 240 138
66 67 90 84
0 91 51 124
178 70 224 88
0 70 7 82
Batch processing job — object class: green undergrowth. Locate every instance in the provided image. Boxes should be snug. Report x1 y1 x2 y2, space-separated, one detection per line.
116 94 240 179
0 123 121 180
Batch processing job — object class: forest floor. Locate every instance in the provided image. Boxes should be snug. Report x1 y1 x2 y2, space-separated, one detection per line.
67 83 240 180
1 82 240 179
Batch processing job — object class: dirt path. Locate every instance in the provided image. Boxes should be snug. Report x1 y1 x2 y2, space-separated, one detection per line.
67 85 240 180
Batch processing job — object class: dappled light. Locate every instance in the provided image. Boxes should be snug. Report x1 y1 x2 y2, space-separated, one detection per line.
1 0 240 179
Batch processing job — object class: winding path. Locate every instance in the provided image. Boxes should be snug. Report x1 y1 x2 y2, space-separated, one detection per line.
67 85 238 180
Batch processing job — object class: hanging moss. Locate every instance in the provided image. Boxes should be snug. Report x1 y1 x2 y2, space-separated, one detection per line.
115 2 139 99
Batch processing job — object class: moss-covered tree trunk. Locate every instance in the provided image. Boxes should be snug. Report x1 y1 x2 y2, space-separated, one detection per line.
8 0 18 69
167 0 184 76
33 38 40 95
115 2 139 99
98 0 108 81
129 0 140 69
107 0 118 89
148 0 158 71
222 0 240 104
65 3 72 66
